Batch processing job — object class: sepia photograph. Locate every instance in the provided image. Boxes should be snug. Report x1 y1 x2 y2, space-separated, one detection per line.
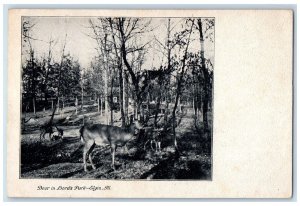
20 16 214 180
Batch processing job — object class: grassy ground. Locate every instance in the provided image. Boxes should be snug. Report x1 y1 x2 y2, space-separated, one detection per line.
21 108 212 180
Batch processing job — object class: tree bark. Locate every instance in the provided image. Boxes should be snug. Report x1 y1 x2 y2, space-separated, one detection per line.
119 66 125 127
154 93 161 128
197 18 209 131
81 71 84 110
100 96 103 116
124 72 129 125
110 75 114 125
32 97 36 115
104 34 109 125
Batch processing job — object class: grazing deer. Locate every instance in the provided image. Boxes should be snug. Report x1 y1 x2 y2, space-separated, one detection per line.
80 121 143 172
52 126 64 140
40 124 63 141
54 125 64 138
40 123 53 141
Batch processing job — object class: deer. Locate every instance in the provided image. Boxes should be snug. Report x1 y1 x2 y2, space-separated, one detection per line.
40 124 64 141
143 127 163 152
80 121 143 172
51 126 64 141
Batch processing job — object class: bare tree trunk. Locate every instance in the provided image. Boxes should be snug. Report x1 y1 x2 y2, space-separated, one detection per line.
193 82 196 115
75 97 78 115
170 22 194 150
178 96 181 112
133 99 137 120
27 32 37 116
118 18 142 121
110 75 114 125
124 72 129 125
163 101 169 126
104 68 109 124
196 82 201 119
108 18 125 127
81 78 84 110
48 34 67 126
32 98 36 115
104 34 109 125
198 83 203 121
42 37 54 112
154 94 161 128
57 97 60 114
153 70 167 127
100 96 103 116
137 96 142 121
198 18 209 131
119 66 125 127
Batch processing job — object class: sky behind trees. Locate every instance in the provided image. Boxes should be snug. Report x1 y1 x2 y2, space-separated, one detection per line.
22 17 214 70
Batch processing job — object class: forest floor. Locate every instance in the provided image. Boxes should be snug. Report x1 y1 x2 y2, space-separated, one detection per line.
21 108 212 180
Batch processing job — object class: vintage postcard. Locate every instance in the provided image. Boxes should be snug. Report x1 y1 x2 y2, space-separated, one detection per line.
7 9 293 198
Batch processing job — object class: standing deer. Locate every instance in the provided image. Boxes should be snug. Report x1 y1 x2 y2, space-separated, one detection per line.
143 127 163 152
80 121 142 172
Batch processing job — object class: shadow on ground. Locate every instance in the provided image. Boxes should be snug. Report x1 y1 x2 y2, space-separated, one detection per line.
140 125 211 180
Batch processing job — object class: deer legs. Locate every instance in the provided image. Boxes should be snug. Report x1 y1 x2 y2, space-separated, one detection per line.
88 144 96 170
39 132 44 142
83 149 88 172
83 142 96 172
88 154 96 170
157 141 161 152
83 142 118 172
111 144 116 170
144 139 161 152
